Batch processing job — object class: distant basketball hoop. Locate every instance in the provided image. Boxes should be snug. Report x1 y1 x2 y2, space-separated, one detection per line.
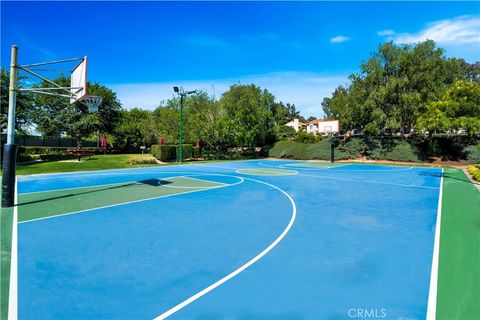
81 95 103 112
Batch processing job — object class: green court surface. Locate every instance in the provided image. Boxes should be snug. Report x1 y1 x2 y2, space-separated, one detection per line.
436 168 480 320
0 207 13 320
17 177 224 223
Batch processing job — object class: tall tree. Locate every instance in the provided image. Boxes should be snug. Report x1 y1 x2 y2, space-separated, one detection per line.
322 40 470 134
112 108 154 150
32 76 121 145
219 84 275 147
0 67 35 134
417 80 480 136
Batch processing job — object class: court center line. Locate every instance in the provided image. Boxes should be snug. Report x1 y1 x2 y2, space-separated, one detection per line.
427 168 444 320
154 175 297 320
18 176 244 224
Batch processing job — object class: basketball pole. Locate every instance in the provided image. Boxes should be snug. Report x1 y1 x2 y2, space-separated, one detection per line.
2 45 19 208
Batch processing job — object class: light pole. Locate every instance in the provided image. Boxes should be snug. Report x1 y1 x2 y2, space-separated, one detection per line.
173 86 196 162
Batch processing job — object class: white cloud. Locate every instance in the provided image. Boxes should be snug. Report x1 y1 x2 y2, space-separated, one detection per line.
381 15 480 44
377 30 395 36
330 35 350 43
108 72 348 118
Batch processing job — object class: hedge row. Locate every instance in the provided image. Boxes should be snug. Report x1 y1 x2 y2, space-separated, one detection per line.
151 144 199 161
269 138 480 163
17 146 101 155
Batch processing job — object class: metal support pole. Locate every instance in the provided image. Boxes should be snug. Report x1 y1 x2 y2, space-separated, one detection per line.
2 45 19 207
330 141 335 163
179 95 184 163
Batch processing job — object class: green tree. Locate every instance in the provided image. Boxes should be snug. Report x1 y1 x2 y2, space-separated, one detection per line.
322 40 467 134
112 108 154 150
219 84 275 147
1 67 35 134
32 76 121 145
417 80 480 135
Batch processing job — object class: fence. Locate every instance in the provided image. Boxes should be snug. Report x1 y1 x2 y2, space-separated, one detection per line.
1 134 97 147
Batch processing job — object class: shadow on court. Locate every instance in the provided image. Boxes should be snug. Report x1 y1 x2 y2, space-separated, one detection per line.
17 179 173 206
418 170 479 186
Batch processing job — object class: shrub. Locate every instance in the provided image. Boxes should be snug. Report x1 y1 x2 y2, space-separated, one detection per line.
19 146 69 155
464 145 480 164
151 144 176 162
39 154 75 161
293 132 322 144
268 141 308 159
337 138 368 159
467 165 480 181
17 153 34 163
128 155 158 165
176 144 193 160
384 141 421 162
192 147 202 158
17 146 101 155
366 139 391 160
274 125 296 140
304 140 331 160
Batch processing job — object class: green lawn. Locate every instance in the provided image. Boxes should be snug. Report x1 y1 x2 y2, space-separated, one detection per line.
15 154 162 175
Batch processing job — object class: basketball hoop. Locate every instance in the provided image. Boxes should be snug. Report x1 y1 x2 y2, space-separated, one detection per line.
81 95 103 112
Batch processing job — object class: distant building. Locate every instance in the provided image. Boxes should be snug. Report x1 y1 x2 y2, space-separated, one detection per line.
306 119 339 135
284 118 307 132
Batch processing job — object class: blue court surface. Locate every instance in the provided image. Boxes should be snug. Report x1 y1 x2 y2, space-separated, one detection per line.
17 160 442 319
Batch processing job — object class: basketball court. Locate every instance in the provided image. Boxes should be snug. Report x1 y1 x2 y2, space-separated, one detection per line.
7 160 447 319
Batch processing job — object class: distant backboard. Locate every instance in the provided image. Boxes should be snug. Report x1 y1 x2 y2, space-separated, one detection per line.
70 56 87 103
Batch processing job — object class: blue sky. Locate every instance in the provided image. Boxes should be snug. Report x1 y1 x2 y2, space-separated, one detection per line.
1 1 479 117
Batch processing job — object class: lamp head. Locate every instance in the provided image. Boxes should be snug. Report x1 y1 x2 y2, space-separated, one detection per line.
173 86 180 93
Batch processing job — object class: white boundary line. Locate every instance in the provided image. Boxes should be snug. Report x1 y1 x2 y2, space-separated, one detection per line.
154 176 297 320
235 168 298 176
196 164 439 190
18 176 244 224
258 161 416 172
178 175 227 185
8 178 18 319
426 168 444 320
297 173 440 190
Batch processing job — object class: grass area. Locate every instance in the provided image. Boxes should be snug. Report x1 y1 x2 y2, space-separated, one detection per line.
437 168 480 319
12 154 254 176
15 154 161 175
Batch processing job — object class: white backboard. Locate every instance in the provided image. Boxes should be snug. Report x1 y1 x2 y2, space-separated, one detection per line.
70 56 87 103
